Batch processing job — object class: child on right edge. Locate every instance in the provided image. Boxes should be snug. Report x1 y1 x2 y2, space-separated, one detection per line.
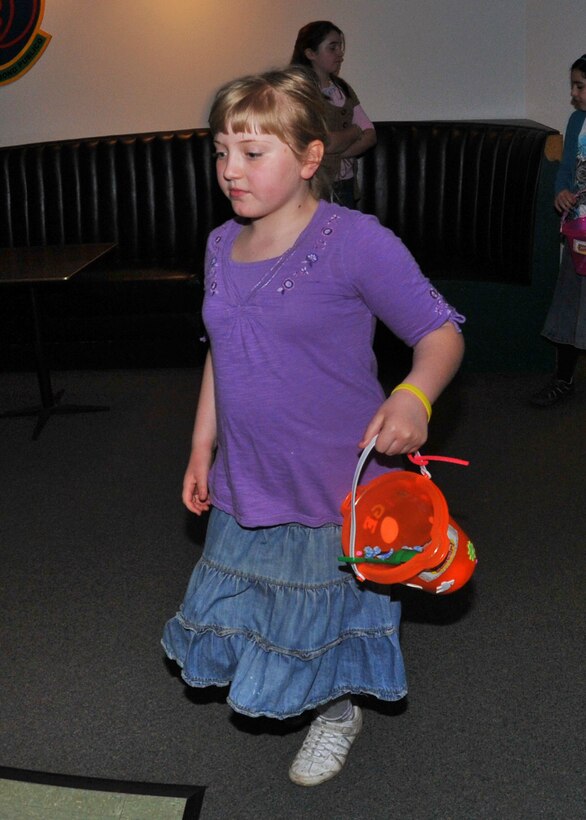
531 54 586 406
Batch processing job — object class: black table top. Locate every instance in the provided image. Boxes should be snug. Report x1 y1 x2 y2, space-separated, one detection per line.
0 243 116 284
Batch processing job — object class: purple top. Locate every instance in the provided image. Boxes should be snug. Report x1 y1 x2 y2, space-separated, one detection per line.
203 201 464 527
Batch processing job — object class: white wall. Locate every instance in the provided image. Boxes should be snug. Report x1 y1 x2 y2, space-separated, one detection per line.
0 0 524 146
0 0 577 147
526 0 585 136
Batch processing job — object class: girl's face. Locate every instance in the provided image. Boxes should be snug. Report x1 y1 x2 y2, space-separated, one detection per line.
570 69 586 111
213 129 321 222
305 30 344 83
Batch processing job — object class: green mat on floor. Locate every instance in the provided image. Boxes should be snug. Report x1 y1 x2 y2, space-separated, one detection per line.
0 768 205 820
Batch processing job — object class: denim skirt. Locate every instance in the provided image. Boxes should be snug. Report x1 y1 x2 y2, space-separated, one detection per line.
542 243 586 349
162 507 407 719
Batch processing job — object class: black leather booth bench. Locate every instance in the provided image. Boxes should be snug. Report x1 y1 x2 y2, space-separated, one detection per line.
0 120 561 371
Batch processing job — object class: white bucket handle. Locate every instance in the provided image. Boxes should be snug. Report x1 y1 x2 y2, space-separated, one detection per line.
348 436 378 581
348 435 431 581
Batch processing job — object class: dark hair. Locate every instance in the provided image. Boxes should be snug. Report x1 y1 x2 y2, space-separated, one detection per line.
571 54 586 75
291 21 344 66
290 20 350 96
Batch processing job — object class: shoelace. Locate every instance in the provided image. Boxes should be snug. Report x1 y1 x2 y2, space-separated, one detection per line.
299 718 356 759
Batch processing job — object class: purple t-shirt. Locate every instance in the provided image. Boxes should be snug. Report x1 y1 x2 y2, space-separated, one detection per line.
203 200 463 527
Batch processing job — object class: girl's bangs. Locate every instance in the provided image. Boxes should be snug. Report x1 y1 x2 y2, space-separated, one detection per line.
224 112 283 139
216 89 286 140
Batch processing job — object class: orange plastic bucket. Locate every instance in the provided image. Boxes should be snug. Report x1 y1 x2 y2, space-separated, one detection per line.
339 437 477 594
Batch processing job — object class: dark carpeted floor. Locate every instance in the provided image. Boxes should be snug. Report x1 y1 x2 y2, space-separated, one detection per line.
0 365 584 819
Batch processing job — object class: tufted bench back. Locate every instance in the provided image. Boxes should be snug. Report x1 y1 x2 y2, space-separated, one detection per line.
0 129 232 271
1 121 557 282
359 121 556 284
0 120 561 370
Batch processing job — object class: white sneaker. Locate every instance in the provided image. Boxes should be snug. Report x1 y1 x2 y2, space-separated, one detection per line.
288 705 363 786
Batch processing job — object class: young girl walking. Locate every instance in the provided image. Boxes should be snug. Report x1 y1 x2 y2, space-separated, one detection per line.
531 54 586 406
291 20 376 208
162 66 465 787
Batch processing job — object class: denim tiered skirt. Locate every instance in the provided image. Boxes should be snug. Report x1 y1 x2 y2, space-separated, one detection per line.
162 507 407 719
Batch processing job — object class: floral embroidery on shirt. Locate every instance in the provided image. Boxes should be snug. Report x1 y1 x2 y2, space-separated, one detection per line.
429 289 465 328
277 214 341 294
206 212 345 298
206 227 226 295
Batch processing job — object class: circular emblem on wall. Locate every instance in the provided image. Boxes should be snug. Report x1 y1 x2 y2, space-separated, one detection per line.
0 0 51 86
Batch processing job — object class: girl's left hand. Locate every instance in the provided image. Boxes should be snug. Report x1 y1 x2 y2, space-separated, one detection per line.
359 390 428 456
555 188 577 213
182 445 213 515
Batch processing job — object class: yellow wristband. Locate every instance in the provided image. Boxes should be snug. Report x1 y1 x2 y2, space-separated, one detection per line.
391 382 432 421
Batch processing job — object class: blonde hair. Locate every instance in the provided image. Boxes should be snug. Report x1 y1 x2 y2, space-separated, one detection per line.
209 66 331 198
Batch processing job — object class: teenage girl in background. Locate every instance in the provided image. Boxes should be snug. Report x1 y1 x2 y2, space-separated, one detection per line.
162 66 465 787
531 54 586 406
291 20 376 208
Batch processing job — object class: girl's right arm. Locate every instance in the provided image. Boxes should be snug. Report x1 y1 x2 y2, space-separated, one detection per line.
326 123 363 155
182 350 217 515
340 104 376 158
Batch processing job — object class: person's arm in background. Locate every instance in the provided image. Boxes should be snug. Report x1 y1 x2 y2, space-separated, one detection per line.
554 111 581 211
340 104 376 157
326 123 364 155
